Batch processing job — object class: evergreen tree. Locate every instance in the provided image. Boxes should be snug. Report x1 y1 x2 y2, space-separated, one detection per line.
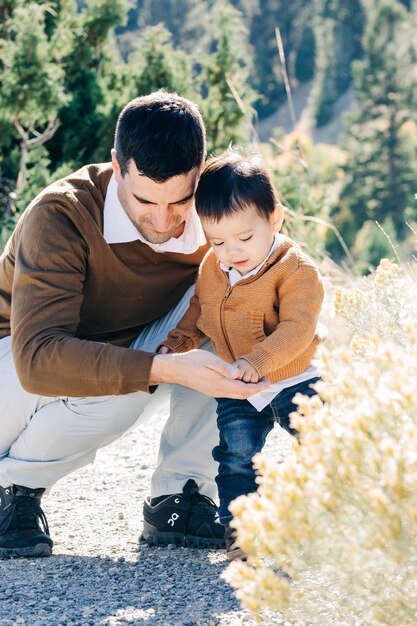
311 0 365 127
200 0 255 154
249 0 314 119
128 24 193 98
0 0 69 208
48 0 129 169
137 0 206 52
292 4 316 83
337 0 417 250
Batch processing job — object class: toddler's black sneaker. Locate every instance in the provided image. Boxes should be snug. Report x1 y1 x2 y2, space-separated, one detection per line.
140 479 225 548
225 524 292 580
0 484 53 558
225 524 246 561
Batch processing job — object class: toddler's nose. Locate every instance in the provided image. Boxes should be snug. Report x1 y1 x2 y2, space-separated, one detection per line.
226 242 242 257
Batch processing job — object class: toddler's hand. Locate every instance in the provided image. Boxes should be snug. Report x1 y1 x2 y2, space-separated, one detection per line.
233 358 260 383
157 345 172 354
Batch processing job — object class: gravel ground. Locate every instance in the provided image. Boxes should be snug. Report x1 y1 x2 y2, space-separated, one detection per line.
0 397 291 626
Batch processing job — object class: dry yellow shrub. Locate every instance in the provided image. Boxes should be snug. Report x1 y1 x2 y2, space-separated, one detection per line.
224 260 417 626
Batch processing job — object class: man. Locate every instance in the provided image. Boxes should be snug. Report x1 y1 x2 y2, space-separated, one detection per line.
0 91 267 558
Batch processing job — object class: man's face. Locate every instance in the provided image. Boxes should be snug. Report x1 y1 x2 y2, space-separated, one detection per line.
112 152 201 244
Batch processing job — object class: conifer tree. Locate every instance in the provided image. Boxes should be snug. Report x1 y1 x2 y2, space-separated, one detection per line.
0 0 69 210
128 24 193 98
249 0 313 119
48 0 129 169
311 0 364 126
200 0 255 154
339 0 417 245
137 0 205 52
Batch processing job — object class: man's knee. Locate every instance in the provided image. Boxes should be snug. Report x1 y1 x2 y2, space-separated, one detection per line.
63 392 147 439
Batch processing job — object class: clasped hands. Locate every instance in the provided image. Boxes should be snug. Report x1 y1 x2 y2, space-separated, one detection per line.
157 345 260 384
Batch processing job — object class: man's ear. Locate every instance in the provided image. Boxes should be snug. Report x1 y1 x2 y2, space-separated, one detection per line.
111 149 122 183
195 161 204 184
272 203 284 232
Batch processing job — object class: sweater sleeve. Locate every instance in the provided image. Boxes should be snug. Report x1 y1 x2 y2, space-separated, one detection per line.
160 278 206 353
11 203 155 396
241 258 324 377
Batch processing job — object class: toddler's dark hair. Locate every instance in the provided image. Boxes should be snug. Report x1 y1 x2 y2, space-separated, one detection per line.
195 149 278 222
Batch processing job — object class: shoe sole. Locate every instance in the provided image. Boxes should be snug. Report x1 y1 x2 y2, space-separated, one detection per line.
0 543 52 558
226 546 246 561
140 529 225 549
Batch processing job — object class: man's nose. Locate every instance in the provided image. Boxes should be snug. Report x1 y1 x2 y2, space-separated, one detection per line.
151 206 172 232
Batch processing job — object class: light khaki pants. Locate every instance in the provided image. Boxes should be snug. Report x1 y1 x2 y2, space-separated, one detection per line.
0 286 218 499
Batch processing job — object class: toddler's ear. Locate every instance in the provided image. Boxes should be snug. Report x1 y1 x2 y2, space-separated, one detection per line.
272 203 284 232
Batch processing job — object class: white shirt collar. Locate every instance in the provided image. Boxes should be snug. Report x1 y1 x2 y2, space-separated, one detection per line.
220 233 281 287
103 174 206 254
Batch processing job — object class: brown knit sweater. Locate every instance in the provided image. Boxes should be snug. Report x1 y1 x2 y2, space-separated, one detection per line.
0 163 208 397
163 237 326 382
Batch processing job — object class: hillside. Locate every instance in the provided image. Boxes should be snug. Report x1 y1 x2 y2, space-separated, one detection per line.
257 81 354 145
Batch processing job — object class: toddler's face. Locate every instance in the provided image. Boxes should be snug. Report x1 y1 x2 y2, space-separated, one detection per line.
201 205 278 275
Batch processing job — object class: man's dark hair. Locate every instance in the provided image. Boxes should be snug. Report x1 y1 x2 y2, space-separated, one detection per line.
195 149 278 222
114 91 206 181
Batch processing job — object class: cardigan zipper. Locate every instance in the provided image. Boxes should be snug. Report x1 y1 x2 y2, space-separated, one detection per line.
219 262 274 361
220 284 236 360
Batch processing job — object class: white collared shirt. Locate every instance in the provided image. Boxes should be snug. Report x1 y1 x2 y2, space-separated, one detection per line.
220 233 281 286
221 233 320 411
103 174 206 253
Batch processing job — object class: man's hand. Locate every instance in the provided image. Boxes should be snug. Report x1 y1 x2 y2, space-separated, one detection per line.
149 349 270 399
233 358 260 383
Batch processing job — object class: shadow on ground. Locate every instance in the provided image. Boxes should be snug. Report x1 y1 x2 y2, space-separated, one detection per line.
0 544 244 626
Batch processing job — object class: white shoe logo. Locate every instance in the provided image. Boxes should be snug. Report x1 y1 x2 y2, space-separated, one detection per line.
167 513 180 527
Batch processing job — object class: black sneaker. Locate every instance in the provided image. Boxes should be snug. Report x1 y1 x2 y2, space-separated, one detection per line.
140 479 225 549
0 485 53 558
225 525 292 579
225 524 246 561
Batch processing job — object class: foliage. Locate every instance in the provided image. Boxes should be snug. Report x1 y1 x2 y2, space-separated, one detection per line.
225 258 417 626
0 1 69 128
127 24 193 99
0 0 260 252
127 0 316 120
136 0 206 53
47 0 129 170
0 0 73 233
351 218 399 273
0 1 69 185
311 0 364 127
247 0 287 119
338 0 417 245
0 0 132 241
267 132 345 259
1 0 416 268
199 0 255 155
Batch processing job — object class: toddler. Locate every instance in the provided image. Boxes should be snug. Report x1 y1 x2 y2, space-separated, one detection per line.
159 150 326 560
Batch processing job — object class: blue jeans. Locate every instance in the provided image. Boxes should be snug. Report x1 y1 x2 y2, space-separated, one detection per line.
213 377 321 524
